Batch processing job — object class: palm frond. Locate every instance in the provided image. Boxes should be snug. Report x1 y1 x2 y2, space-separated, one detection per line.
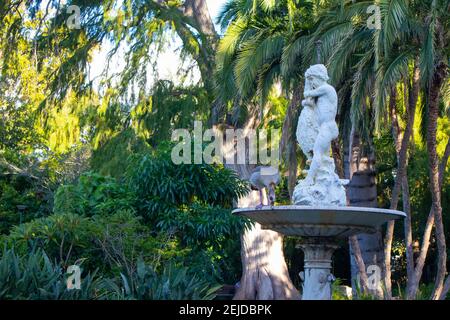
419 14 436 87
215 19 248 103
234 33 284 99
328 29 372 85
379 0 410 58
257 63 281 107
351 48 376 137
376 50 413 121
281 33 310 81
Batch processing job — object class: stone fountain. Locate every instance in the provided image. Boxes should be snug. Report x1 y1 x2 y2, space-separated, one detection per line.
233 64 405 300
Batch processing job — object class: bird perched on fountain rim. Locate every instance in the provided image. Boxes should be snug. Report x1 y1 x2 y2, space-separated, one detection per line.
249 166 281 209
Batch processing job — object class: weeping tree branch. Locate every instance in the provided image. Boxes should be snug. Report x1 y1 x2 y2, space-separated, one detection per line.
0 157 39 180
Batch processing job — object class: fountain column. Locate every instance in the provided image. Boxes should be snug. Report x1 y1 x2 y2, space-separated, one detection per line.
299 241 338 300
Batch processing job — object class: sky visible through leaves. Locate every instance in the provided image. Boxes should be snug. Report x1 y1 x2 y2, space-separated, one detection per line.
88 0 227 88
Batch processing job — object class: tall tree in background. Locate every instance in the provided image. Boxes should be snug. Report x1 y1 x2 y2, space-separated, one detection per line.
313 0 449 299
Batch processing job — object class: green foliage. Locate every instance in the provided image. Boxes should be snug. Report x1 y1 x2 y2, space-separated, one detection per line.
4 144 250 285
6 213 98 269
1 0 448 301
0 247 217 300
53 172 136 217
392 282 447 300
90 129 150 179
331 279 351 300
101 259 220 300
128 144 249 223
0 248 101 300
129 147 249 241
127 144 250 283
0 161 53 235
132 81 210 146
375 126 450 243
215 0 316 120
4 210 174 275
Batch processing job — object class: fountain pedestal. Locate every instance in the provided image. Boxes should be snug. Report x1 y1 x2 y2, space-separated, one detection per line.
300 241 338 300
233 206 406 300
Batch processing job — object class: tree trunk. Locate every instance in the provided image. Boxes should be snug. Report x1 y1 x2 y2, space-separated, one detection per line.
182 0 218 87
408 137 450 299
159 0 218 95
387 70 419 298
427 61 447 300
345 127 384 298
219 120 299 300
349 235 369 294
440 275 450 300
332 138 344 179
228 163 299 301
235 207 300 299
181 3 298 300
402 174 414 295
384 69 418 298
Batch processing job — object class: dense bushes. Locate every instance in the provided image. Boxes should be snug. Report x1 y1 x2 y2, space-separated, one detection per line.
0 248 219 300
0 144 250 299
0 249 101 300
0 176 52 235
127 145 250 283
4 210 175 275
53 172 136 217
100 260 221 300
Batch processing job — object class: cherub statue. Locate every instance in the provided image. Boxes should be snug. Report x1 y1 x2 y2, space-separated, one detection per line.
292 64 347 206
301 64 339 186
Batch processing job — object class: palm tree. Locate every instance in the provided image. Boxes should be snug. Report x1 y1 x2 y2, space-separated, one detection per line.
215 0 318 299
415 0 449 299
371 0 449 299
302 0 449 299
216 0 396 298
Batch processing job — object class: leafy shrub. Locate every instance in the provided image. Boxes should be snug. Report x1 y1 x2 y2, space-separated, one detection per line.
90 129 150 179
0 248 101 300
0 178 51 235
331 279 351 300
3 144 251 292
53 172 136 217
128 144 249 212
100 259 220 300
6 213 95 268
4 211 181 274
0 248 216 300
126 145 250 283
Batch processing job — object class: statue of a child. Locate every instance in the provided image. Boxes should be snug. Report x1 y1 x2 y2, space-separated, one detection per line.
302 64 339 186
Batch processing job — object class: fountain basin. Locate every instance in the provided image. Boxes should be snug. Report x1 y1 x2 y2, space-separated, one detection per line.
233 205 406 238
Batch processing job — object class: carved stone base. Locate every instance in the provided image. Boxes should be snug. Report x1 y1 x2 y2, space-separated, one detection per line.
293 157 348 206
298 240 339 300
